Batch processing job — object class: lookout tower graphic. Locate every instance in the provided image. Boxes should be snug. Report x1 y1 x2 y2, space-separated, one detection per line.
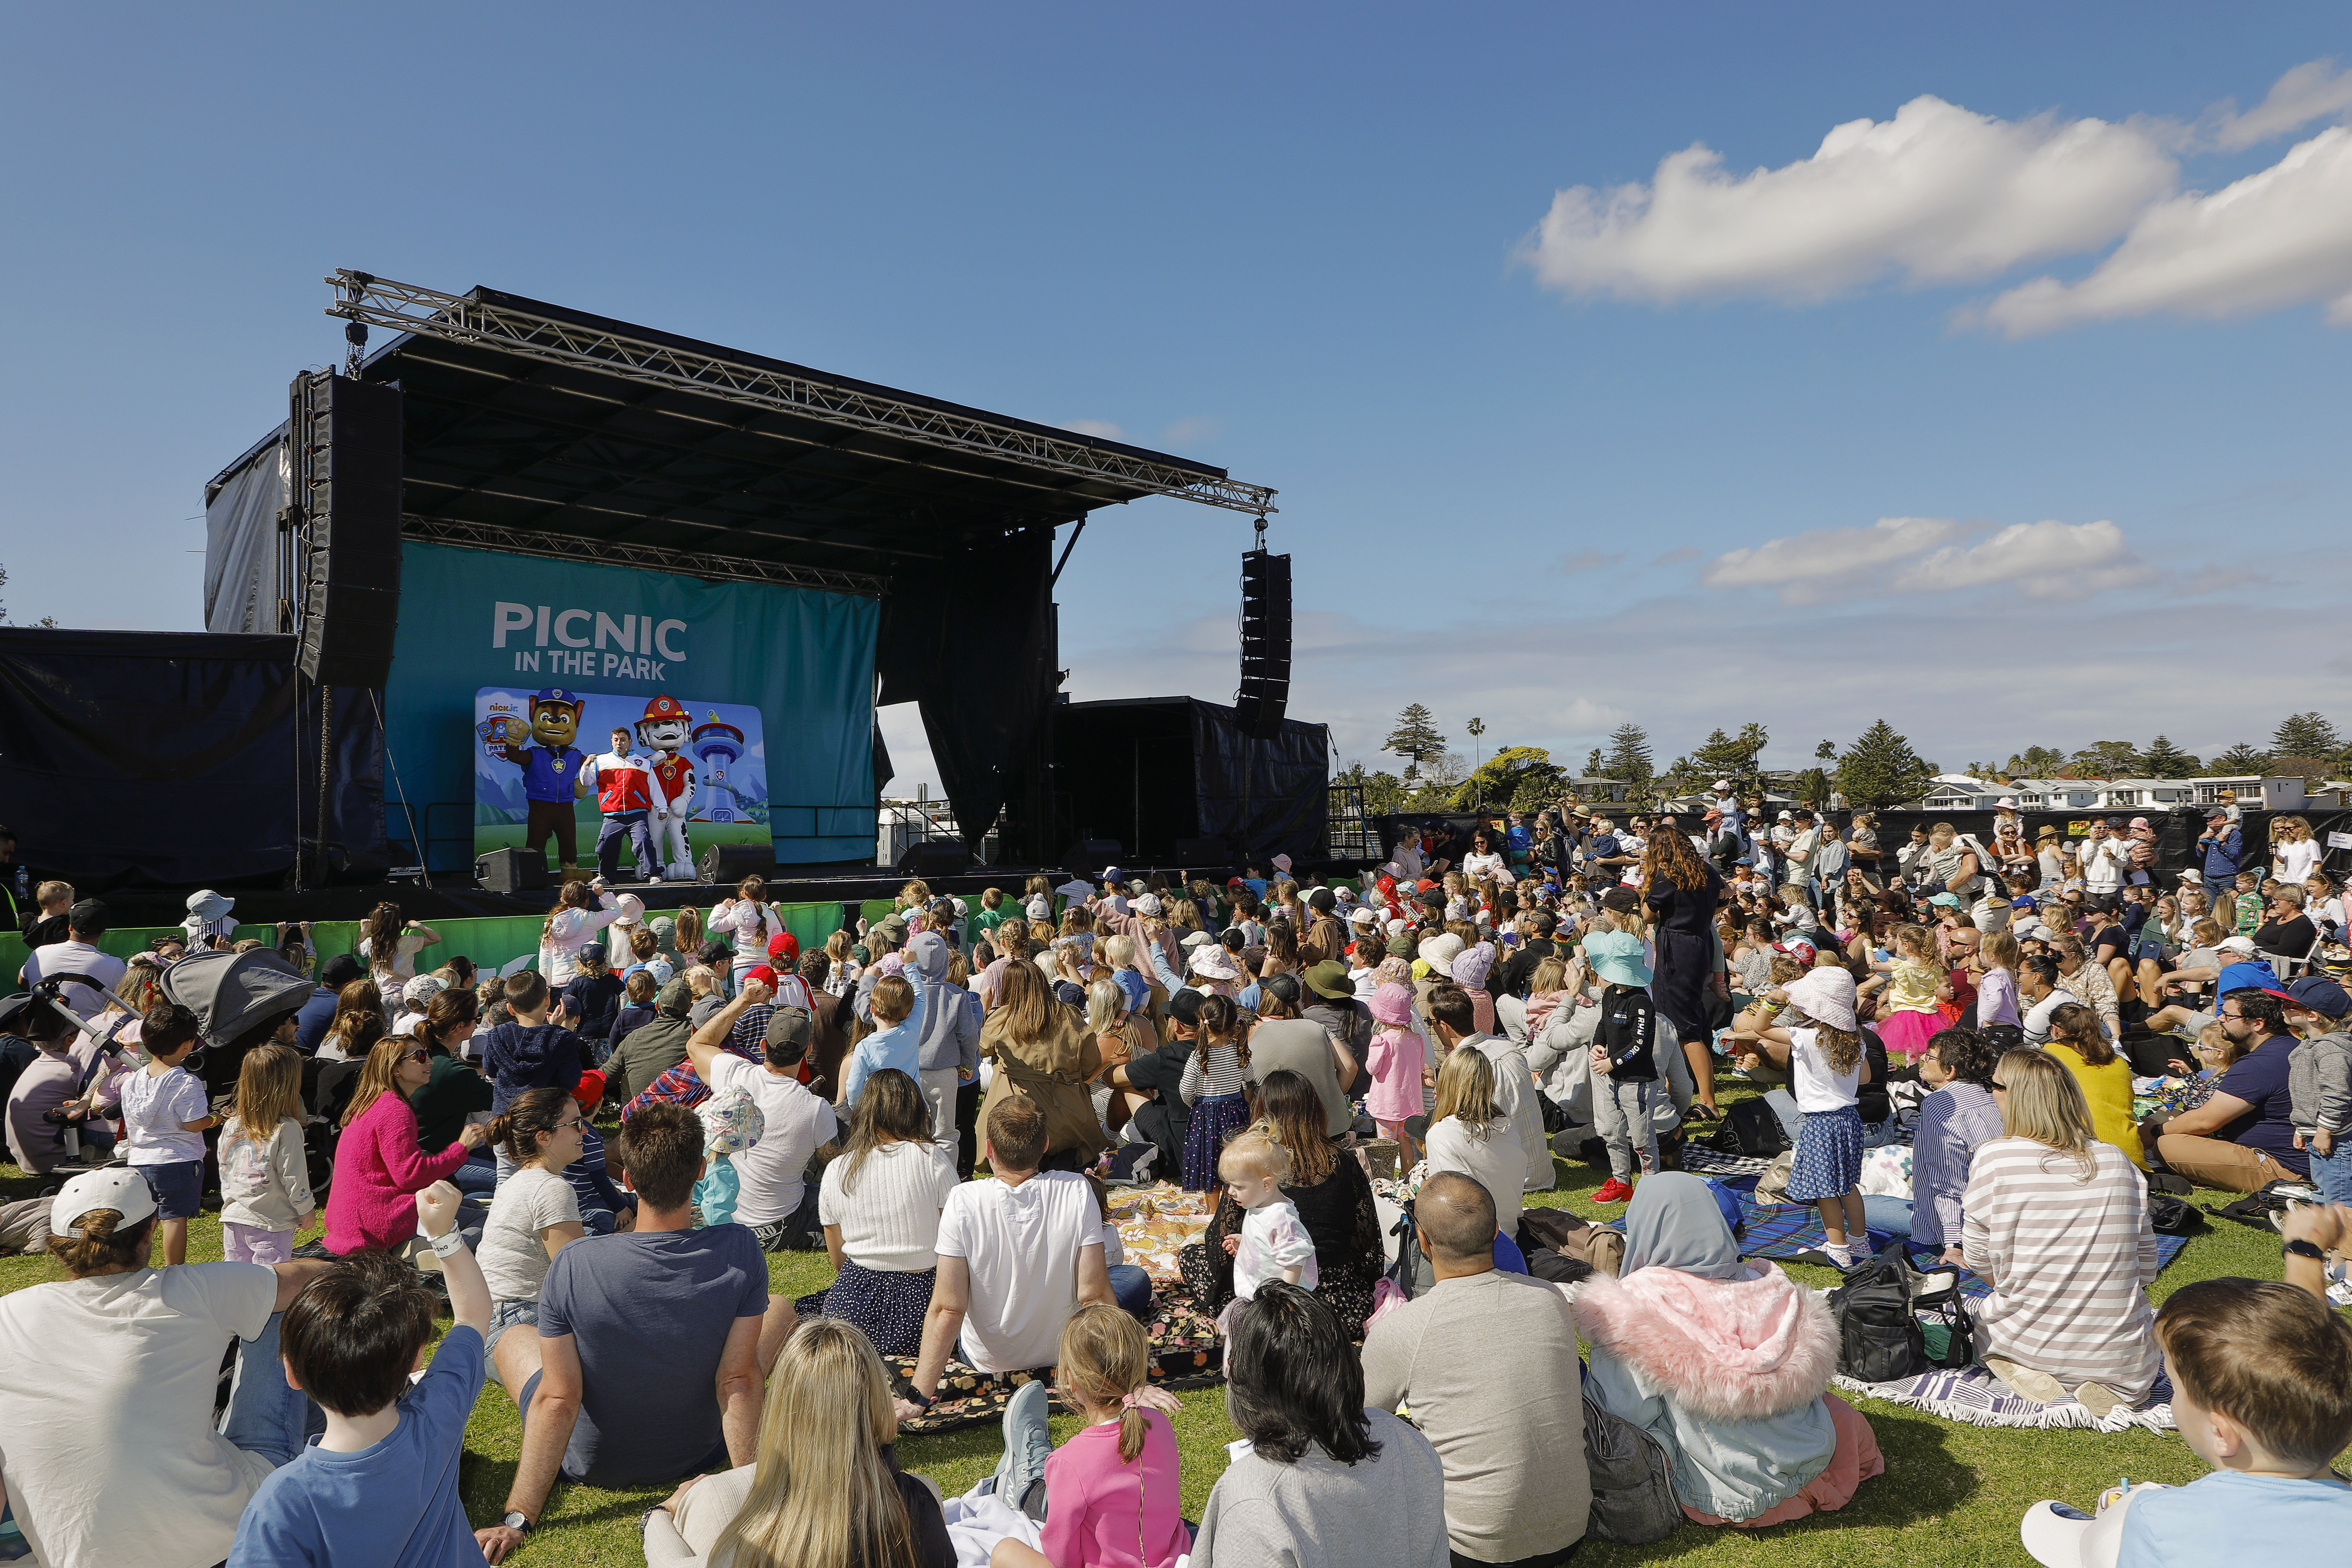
692 714 749 822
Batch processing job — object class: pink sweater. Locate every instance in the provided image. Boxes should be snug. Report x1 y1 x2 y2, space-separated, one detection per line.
323 1090 469 1254
1038 1411 1190 1568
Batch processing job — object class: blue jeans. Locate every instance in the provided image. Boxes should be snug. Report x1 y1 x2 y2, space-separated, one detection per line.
1862 1196 1916 1238
1107 1262 1153 1322
595 811 656 880
219 1311 325 1466
2310 1141 2352 1205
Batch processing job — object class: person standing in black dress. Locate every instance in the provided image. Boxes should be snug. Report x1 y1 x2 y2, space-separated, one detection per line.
1643 819 1727 1120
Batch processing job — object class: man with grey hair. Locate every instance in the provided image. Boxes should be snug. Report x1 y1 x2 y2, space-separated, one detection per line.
1360 1173 1589 1567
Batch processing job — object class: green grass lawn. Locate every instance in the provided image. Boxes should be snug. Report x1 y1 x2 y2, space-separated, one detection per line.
0 1098 2320 1568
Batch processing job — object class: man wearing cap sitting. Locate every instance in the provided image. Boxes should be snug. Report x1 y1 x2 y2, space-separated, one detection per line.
0 1166 336 1568
2145 989 2310 1192
683 978 840 1251
19 896 126 1021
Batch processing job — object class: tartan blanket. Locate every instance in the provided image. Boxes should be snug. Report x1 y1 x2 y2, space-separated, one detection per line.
1836 1363 2176 1433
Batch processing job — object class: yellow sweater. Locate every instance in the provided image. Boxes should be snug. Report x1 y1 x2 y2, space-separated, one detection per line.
2047 1043 2147 1169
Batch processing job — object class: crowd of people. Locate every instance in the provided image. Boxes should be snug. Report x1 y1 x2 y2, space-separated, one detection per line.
2 805 2351 1567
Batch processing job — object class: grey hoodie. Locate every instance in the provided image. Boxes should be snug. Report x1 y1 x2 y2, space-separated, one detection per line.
2288 1028 2352 1136
903 931 980 1075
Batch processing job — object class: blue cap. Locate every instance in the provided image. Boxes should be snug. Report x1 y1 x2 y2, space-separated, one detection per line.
533 687 582 704
2284 974 2352 1020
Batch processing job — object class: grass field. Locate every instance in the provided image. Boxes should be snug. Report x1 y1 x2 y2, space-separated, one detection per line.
0 1089 2319 1568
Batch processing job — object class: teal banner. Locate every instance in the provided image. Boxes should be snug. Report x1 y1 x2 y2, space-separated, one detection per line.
386 541 879 871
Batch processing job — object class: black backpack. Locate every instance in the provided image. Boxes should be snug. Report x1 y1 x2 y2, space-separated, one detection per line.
1581 1391 1683 1545
1826 1250 1973 1383
1709 1097 1792 1158
2148 1192 2205 1235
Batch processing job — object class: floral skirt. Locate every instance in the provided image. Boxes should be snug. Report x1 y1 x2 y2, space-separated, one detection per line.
1181 1092 1252 1191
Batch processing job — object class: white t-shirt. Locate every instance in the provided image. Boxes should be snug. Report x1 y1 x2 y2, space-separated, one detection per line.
2279 838 2324 884
0 1263 277 1568
818 1139 962 1272
932 1170 1103 1372
2079 836 2130 894
356 929 434 980
1787 1026 1861 1113
2023 985 2082 1047
479 1165 582 1302
20 939 127 1021
1462 852 1505 882
705 1054 839 1226
120 1065 209 1165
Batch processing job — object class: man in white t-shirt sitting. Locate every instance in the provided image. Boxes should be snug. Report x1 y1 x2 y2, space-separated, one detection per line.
19 897 128 1021
895 1096 1112 1421
683 981 840 1252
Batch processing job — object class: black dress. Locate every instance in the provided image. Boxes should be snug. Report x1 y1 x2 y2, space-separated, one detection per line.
1645 868 1724 1046
1177 1150 1382 1338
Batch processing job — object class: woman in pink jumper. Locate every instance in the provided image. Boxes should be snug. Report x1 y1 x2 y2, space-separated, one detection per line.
324 1034 488 1254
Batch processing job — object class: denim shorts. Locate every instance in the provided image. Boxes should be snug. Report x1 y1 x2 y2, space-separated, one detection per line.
486 1297 539 1364
139 1160 204 1220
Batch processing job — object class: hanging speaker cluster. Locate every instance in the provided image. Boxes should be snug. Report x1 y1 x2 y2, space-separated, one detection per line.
292 370 404 688
1235 544 1291 739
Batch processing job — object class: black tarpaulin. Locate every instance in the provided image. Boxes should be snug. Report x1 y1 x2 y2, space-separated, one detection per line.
0 629 385 889
1191 698 1330 856
1056 696 1330 861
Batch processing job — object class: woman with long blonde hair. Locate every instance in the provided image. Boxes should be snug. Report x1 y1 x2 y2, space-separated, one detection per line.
1420 1045 1525 1237
1960 1050 2160 1413
645 1317 951 1568
323 1034 485 1255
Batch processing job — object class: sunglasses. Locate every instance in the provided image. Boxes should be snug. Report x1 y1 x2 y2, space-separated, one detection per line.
553 1115 587 1131
401 1049 430 1064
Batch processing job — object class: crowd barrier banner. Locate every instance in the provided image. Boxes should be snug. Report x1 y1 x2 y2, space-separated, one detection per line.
385 542 880 873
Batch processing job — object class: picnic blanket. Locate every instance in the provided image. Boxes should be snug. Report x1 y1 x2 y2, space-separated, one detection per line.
1106 1182 1218 1283
1835 1363 2176 1433
882 1288 1226 1436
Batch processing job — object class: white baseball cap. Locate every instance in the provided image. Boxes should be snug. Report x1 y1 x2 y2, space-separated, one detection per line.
51 1167 159 1237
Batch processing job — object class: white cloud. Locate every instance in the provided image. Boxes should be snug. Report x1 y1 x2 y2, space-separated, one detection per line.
1522 95 2175 303
1704 516 2149 604
1887 519 2155 598
1058 419 1126 440
1973 126 2352 335
1702 517 1961 600
2213 58 2352 151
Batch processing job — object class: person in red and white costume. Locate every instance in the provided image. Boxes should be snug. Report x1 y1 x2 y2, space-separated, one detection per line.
581 727 659 882
634 695 699 881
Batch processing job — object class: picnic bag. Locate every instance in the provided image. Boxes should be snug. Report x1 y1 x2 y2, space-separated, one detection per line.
1581 1391 1683 1545
1709 1097 1791 1158
1518 1206 1625 1283
1826 1253 1928 1383
2147 1192 2205 1236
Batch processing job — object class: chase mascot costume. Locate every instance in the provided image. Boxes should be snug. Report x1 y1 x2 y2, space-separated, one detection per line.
636 693 699 880
491 688 590 878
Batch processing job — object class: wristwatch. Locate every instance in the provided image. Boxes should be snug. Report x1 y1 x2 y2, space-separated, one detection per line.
904 1389 934 1410
502 1511 534 1535
2284 1238 2327 1261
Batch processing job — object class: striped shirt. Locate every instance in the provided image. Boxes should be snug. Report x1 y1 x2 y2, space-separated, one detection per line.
1179 1041 1249 1105
1961 1136 2160 1397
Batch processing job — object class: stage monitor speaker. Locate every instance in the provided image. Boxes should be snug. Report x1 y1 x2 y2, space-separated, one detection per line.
1058 838 1122 874
475 847 550 895
699 842 776 886
1235 548 1291 740
293 371 405 689
1171 836 1231 866
897 839 972 877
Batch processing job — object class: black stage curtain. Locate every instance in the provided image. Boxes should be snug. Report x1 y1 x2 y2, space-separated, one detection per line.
1191 699 1329 856
877 534 1055 854
0 629 384 890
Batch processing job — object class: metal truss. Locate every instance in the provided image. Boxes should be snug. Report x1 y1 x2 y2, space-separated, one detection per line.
328 271 1279 517
401 516 890 597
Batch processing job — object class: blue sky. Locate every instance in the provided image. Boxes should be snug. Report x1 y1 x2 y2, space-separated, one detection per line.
5 4 2348 792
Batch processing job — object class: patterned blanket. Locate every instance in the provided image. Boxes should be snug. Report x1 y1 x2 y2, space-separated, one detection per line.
1835 1363 2176 1433
1105 1183 1218 1283
883 1289 1226 1436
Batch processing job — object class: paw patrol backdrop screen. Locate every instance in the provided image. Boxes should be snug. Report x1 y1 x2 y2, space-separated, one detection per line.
385 541 879 873
472 689 772 876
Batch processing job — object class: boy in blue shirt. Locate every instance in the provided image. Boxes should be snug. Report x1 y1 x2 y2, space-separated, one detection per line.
230 1182 491 1568
2021 1246 2352 1568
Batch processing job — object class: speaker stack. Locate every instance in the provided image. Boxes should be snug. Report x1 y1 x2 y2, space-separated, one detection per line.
475 847 551 895
699 843 777 885
1235 546 1290 740
291 371 404 689
897 840 973 877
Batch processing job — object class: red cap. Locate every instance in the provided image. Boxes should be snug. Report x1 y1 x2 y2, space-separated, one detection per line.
572 1069 607 1112
742 964 779 992
766 931 800 964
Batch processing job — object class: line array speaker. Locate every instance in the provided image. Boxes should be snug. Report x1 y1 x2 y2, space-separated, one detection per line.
1235 548 1291 739
293 371 404 688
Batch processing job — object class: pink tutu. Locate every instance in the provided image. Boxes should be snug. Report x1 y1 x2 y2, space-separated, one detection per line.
1876 1007 1942 1060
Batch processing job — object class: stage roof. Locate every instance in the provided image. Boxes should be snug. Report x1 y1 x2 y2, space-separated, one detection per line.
210 272 1274 592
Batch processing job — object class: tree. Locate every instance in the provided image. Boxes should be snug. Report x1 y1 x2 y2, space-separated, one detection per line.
2138 735 2200 778
1452 747 1566 812
1688 722 1769 785
1336 760 1408 816
1603 724 1653 787
1834 720 1939 810
1383 705 1446 778
2006 745 2066 778
2067 740 2142 779
0 563 55 628
2272 712 2341 759
1584 748 1604 778
2212 742 2271 775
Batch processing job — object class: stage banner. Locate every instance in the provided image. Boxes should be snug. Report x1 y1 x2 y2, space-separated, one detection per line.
385 542 878 872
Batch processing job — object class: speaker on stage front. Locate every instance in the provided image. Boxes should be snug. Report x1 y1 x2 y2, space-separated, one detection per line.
292 371 404 690
898 840 972 877
476 848 550 896
699 843 777 886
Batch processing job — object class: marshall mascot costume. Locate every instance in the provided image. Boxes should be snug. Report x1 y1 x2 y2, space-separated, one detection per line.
636 694 699 880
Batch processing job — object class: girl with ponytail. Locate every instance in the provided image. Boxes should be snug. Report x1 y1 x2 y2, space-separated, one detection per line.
475 1086 588 1409
988 1303 1190 1568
